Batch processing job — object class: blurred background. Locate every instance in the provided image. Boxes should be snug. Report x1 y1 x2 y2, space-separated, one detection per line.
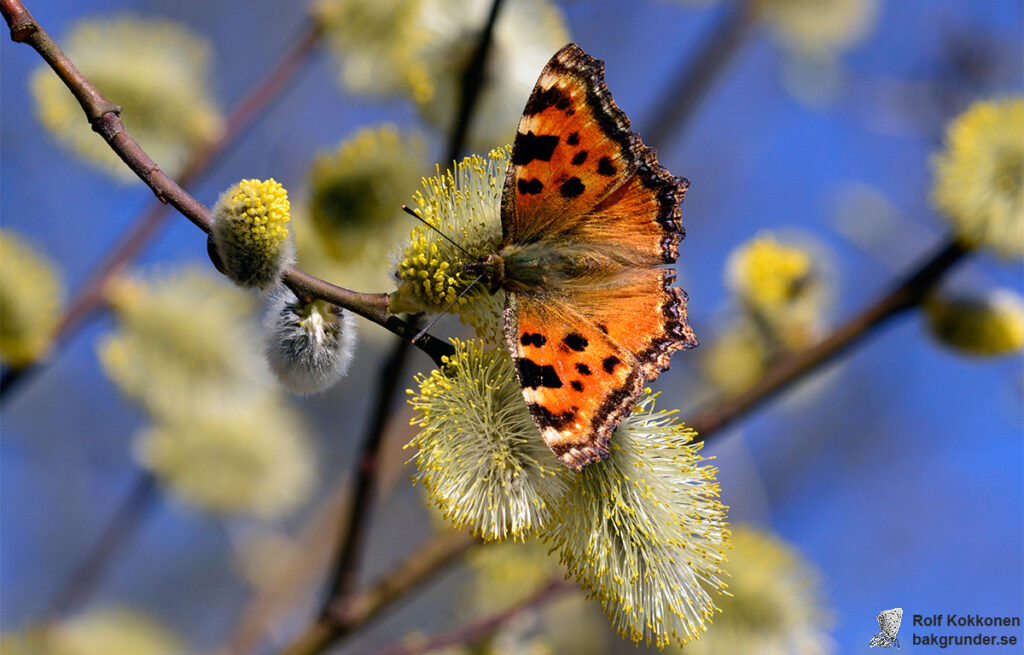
1 0 1022 653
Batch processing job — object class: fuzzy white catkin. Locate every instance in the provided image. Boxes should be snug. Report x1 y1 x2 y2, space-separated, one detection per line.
264 286 356 394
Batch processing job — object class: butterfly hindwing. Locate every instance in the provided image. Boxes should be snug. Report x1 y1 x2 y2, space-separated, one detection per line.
570 268 697 379
506 294 642 470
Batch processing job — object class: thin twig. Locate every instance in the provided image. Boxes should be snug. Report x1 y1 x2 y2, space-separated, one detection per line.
321 323 417 606
218 481 350 655
372 579 571 655
279 531 481 655
443 0 505 166
44 471 158 618
287 2 508 653
320 0 506 603
689 237 970 440
0 19 322 399
0 0 455 372
642 0 755 147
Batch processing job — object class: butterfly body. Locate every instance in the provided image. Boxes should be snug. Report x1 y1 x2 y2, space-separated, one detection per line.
484 43 698 470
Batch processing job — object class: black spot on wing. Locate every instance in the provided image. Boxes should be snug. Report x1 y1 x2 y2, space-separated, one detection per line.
567 132 579 146
602 356 621 373
528 403 577 430
520 332 546 347
570 380 584 392
559 177 585 198
524 85 569 116
517 178 543 195
575 363 592 376
512 132 559 165
571 151 588 165
563 333 588 352
597 156 616 176
596 323 609 334
517 357 562 389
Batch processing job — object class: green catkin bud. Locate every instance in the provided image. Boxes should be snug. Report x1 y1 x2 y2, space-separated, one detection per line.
0 607 185 655
29 15 223 182
402 0 568 149
544 393 730 649
264 285 357 394
135 404 315 519
211 179 295 290
924 288 1024 356
932 97 1024 259
0 230 64 367
677 526 835 655
407 339 568 541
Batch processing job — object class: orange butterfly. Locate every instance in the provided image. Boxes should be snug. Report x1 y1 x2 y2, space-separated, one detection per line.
470 43 697 470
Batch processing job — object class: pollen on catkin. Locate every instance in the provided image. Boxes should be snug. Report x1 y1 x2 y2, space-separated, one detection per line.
309 125 427 260
29 14 223 182
0 230 64 368
725 231 830 335
932 97 1024 259
407 339 568 541
211 179 295 290
923 288 1024 357
0 606 185 655
393 148 508 344
264 285 357 394
543 393 730 648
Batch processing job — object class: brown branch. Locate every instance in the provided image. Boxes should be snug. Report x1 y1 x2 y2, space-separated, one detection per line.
642 0 756 147
0 18 323 399
443 0 505 166
0 0 455 374
372 578 571 655
285 3 509 654
320 326 417 607
278 531 481 655
689 237 970 440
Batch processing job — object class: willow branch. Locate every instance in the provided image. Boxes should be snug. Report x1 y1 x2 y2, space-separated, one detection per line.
278 531 481 655
0 0 455 370
299 1 507 652
0 15 322 399
372 579 571 655
690 237 970 440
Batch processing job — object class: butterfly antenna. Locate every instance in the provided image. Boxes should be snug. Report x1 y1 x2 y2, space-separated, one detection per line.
401 205 474 258
411 274 484 344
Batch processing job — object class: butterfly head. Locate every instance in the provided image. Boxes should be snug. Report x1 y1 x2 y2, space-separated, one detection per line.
464 253 505 294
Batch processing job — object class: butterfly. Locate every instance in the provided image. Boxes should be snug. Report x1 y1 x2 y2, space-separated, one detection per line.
869 607 903 648
469 43 697 470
